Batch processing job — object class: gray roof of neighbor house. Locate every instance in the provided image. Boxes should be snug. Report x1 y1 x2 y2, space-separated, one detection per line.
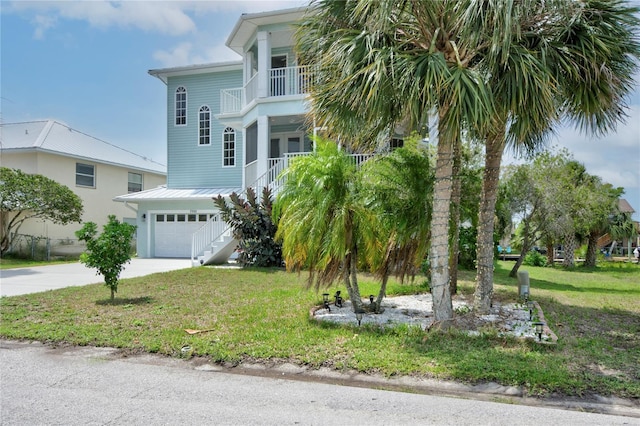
0 120 166 175
619 198 635 214
113 185 242 202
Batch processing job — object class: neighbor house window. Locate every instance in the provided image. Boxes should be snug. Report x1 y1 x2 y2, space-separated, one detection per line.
76 163 95 187
175 86 187 126
389 138 404 150
223 127 235 166
128 172 143 193
199 105 211 145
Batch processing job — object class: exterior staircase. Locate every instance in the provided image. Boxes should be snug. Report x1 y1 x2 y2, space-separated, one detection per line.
191 152 374 266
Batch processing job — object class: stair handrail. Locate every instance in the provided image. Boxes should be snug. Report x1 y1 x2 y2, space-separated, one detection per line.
190 152 375 264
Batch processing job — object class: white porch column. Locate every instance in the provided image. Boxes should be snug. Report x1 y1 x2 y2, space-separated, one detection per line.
256 115 269 178
257 31 270 99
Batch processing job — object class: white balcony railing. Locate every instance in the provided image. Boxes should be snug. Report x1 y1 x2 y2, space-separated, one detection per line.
220 88 243 114
220 65 315 115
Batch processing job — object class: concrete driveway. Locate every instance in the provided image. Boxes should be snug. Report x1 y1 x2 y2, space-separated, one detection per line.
0 258 192 297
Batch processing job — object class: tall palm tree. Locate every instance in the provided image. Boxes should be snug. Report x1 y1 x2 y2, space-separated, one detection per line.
469 0 640 311
296 0 494 322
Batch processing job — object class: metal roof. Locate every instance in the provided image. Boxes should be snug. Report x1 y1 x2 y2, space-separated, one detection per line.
0 120 166 175
114 185 242 202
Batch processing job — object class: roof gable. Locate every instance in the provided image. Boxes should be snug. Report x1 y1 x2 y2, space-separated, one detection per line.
1 120 166 175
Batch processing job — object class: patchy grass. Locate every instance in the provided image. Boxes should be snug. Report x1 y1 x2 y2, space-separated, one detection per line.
1 262 639 399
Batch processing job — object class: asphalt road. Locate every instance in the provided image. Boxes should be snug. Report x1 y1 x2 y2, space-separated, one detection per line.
1 340 638 426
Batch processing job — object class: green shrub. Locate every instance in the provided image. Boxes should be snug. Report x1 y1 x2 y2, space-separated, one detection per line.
524 250 547 267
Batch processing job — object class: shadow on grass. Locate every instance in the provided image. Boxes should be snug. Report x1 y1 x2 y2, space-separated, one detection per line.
527 279 640 295
96 296 154 306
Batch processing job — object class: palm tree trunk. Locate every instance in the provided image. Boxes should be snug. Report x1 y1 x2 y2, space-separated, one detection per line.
562 232 576 267
449 138 462 295
546 240 554 266
474 132 505 313
429 116 454 322
584 231 599 267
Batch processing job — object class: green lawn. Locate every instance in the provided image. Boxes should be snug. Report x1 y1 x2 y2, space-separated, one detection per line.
1 261 638 398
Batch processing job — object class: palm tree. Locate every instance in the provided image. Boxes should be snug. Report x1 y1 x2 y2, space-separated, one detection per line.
274 139 376 313
358 139 434 312
296 0 494 323
469 0 640 311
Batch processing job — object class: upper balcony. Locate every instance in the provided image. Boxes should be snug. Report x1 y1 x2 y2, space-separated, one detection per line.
220 65 315 115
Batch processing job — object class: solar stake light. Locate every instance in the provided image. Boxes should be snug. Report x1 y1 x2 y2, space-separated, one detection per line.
369 295 375 306
322 293 330 311
334 290 343 308
355 309 365 326
527 301 535 321
533 322 545 341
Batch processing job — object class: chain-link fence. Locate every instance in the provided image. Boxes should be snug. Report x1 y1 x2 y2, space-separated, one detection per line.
5 234 87 261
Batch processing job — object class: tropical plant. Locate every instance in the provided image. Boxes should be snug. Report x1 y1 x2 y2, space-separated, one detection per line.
0 167 83 256
358 139 434 312
296 0 494 322
470 0 640 312
213 187 282 267
76 215 136 302
274 139 376 313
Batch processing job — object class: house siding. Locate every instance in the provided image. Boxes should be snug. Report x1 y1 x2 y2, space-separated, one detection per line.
2 151 165 241
167 71 244 189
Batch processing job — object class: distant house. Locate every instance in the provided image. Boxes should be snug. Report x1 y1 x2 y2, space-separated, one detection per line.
597 198 639 257
1 120 166 254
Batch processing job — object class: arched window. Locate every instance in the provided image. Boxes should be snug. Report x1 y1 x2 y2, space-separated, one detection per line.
175 86 187 126
223 127 235 167
198 105 211 145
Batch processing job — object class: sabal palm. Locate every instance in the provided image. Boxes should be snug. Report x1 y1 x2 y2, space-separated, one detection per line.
463 0 640 311
274 139 375 312
296 0 494 322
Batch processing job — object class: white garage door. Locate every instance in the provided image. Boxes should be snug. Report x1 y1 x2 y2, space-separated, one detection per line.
154 213 214 258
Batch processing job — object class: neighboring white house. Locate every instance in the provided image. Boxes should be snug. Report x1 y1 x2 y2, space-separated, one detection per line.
1 119 166 254
115 7 314 264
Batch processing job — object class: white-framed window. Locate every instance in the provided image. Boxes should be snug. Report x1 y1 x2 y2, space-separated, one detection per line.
223 127 236 167
175 86 187 126
128 172 143 193
198 105 211 145
76 163 95 187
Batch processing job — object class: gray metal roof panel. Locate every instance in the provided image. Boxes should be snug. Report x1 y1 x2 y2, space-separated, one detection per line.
1 120 166 175
114 185 243 202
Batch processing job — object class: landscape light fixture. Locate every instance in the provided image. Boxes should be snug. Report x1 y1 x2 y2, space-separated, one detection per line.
355 310 364 327
322 293 330 311
527 301 535 321
334 291 343 308
369 295 374 305
523 290 529 303
533 321 545 341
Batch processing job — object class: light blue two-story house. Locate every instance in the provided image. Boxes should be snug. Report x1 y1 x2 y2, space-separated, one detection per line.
116 7 317 264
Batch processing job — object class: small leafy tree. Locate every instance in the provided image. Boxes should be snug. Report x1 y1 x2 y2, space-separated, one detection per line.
0 167 83 256
213 186 282 267
76 215 136 301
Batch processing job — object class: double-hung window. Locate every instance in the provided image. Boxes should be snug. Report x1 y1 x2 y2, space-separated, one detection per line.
76 163 95 187
199 105 211 145
175 86 187 126
128 172 143 193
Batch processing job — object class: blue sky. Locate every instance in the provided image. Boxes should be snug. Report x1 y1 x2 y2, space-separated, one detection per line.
1 0 639 219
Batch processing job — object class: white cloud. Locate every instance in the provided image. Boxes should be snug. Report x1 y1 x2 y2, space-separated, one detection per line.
8 0 308 38
153 41 241 67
